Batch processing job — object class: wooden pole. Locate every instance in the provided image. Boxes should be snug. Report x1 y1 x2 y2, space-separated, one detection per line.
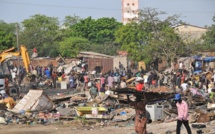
16 23 20 75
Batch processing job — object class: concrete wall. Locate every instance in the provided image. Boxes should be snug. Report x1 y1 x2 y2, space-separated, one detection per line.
174 25 208 42
113 56 128 70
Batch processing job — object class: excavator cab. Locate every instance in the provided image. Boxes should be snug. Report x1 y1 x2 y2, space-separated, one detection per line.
0 45 31 96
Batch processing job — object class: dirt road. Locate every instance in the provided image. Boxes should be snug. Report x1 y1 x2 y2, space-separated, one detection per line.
0 121 205 134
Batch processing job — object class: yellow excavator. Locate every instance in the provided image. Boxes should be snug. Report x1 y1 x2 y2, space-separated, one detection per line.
0 45 30 72
0 45 31 96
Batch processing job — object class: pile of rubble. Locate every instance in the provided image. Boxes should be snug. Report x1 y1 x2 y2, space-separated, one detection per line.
1 85 215 134
0 89 132 127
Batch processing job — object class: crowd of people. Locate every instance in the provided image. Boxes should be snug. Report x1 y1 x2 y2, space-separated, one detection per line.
7 60 215 103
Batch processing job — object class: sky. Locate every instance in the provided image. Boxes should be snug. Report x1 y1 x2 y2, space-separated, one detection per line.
0 0 214 27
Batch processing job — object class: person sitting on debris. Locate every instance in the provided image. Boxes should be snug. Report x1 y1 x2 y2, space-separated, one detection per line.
0 90 16 109
89 83 98 99
174 94 192 134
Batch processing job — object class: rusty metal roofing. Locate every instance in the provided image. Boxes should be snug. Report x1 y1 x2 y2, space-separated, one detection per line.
78 51 114 58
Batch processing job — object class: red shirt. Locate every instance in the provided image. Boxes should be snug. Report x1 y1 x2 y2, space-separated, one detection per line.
33 48 37 53
136 83 144 91
96 82 101 91
52 73 57 79
84 75 89 83
152 80 156 85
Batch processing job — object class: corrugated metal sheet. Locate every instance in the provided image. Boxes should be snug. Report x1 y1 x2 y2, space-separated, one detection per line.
102 58 113 73
85 58 113 73
11 90 54 113
78 51 114 58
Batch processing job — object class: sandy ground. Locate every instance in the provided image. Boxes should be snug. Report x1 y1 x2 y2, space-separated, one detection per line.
0 121 208 134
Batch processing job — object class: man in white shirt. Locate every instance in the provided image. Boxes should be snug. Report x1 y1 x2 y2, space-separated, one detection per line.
143 73 148 90
179 61 183 73
120 79 127 88
11 70 16 82
180 82 189 92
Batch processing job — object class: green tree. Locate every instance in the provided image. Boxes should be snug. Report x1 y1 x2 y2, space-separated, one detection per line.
59 37 90 57
19 14 60 57
89 42 121 56
63 15 81 27
115 22 151 61
116 8 184 66
144 27 185 66
0 21 16 51
71 17 122 44
60 15 81 39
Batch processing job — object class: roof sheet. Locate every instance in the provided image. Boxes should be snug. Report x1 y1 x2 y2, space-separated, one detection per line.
78 51 114 58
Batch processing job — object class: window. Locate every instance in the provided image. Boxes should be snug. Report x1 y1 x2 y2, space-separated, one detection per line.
127 11 130 13
132 10 135 13
132 3 135 6
127 3 129 6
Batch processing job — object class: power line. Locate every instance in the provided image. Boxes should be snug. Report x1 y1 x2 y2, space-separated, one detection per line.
0 1 120 11
140 10 214 14
143 0 214 2
0 1 214 14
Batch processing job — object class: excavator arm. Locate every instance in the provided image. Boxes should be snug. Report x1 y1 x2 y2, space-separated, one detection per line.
20 45 31 73
0 45 30 73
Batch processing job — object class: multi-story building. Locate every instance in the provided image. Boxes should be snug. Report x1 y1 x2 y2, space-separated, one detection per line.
122 0 139 25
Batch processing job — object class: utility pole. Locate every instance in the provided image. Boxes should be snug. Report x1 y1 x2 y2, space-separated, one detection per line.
16 23 20 75
16 23 21 96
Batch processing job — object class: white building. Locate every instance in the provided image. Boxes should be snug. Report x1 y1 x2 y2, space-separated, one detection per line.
122 0 139 25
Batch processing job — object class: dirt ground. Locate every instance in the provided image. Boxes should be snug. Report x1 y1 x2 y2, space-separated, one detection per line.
0 121 206 134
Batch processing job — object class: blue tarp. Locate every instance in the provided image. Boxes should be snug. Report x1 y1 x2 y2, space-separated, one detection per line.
193 56 215 62
193 70 202 74
193 56 202 60
202 57 215 62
